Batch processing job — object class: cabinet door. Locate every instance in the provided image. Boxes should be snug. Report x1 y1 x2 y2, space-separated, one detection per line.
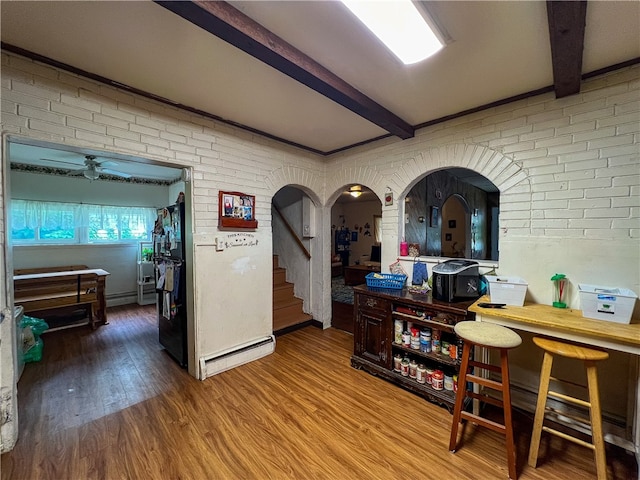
359 311 390 368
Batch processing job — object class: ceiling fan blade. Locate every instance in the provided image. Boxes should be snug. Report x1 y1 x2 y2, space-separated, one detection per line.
96 160 119 168
99 168 131 178
39 158 84 168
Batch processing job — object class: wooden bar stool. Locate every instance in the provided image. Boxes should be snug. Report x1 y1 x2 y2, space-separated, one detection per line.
528 337 609 480
449 321 522 480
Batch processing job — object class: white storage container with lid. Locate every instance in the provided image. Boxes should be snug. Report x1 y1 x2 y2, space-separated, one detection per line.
485 276 528 306
578 284 638 324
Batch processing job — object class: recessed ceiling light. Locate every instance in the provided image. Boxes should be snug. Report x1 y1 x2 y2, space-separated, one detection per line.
342 0 444 65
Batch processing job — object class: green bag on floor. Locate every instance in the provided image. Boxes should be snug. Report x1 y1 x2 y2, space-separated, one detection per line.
21 315 49 337
21 315 49 363
23 337 44 363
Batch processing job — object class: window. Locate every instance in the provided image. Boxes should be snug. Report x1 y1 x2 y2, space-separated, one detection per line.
11 200 156 245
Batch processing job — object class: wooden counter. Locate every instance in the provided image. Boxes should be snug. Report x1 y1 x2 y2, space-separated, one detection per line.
469 295 640 355
470 295 639 469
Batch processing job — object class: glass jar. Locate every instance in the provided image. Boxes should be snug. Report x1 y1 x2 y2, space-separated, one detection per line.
432 370 444 390
409 359 418 378
401 357 410 377
444 374 454 391
393 354 402 372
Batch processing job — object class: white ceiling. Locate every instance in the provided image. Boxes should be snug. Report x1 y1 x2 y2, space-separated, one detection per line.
1 1 639 162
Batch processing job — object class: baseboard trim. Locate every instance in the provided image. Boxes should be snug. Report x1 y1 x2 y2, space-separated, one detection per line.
274 319 322 337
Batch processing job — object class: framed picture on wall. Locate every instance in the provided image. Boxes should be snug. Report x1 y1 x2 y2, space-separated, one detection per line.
449 220 457 229
218 191 258 229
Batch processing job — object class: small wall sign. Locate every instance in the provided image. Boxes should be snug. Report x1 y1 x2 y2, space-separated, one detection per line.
385 192 393 206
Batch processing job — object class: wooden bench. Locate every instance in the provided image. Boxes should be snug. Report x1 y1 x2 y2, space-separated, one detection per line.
14 265 110 330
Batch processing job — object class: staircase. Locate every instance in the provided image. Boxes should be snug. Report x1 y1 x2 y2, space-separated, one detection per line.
273 255 313 332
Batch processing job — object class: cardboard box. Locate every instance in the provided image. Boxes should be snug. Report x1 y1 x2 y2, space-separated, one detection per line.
486 276 528 306
578 284 638 324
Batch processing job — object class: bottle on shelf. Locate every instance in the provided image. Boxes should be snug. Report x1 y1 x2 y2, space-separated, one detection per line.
401 356 410 377
409 359 418 379
393 354 402 372
432 329 441 354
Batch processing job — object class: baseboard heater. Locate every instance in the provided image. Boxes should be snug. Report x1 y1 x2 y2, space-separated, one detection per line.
199 335 275 380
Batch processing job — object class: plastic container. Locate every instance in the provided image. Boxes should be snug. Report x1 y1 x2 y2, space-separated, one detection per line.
578 284 638 324
486 276 528 306
365 272 407 290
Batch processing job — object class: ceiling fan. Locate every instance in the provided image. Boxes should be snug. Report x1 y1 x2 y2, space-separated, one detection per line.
65 155 132 180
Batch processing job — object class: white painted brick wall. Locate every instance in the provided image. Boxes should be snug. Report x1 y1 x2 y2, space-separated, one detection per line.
1 51 638 329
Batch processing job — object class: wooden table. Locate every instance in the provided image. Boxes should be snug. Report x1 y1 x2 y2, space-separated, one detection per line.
469 296 640 471
343 264 381 286
14 268 110 328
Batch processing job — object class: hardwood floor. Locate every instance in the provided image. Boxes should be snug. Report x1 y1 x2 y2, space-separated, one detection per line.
2 304 637 480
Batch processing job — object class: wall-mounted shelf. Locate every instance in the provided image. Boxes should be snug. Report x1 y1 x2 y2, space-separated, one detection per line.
218 191 258 229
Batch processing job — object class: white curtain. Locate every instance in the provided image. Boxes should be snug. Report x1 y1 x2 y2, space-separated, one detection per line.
11 200 156 242
11 200 79 229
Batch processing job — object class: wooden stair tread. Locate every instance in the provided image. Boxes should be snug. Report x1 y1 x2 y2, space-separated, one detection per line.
272 254 311 332
274 298 304 309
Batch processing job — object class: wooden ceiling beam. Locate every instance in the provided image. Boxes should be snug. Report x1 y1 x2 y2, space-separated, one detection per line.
154 0 414 140
546 1 587 98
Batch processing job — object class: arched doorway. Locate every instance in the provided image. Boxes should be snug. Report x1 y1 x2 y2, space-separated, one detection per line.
330 184 382 333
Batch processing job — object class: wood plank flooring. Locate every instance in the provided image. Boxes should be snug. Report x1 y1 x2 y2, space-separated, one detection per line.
2 304 637 480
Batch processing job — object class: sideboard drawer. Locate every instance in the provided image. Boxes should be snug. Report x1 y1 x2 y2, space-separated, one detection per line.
358 294 390 314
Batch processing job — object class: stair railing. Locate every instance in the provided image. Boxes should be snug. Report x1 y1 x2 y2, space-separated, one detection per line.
272 203 311 259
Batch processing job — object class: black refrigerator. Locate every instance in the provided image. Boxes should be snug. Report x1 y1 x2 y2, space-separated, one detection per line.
153 202 187 367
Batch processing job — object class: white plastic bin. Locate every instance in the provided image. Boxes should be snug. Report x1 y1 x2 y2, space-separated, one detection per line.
578 284 638 324
486 276 528 306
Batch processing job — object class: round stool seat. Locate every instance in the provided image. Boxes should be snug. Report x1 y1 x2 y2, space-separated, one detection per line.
455 321 522 349
532 337 609 361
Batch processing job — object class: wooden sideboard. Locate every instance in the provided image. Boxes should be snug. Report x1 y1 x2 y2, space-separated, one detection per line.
351 285 476 411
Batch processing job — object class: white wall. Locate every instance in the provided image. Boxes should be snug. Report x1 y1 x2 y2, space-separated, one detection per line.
1 51 638 451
